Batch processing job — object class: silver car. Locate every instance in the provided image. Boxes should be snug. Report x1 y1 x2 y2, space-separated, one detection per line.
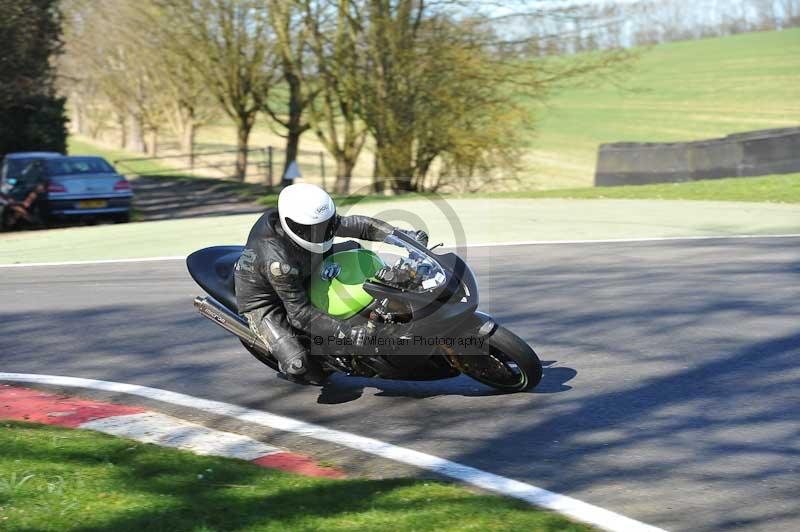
22 156 134 223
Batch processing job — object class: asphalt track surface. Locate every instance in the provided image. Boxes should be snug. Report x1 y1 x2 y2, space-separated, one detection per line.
2 237 798 532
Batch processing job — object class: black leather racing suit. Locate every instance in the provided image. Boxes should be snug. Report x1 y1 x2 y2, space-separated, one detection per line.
234 208 394 374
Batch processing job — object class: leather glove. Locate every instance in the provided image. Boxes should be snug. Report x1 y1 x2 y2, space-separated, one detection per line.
398 228 429 247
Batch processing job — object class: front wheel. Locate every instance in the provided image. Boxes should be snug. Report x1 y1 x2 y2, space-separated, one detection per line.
451 326 542 392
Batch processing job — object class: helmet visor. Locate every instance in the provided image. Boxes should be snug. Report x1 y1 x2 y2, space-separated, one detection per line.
286 215 337 244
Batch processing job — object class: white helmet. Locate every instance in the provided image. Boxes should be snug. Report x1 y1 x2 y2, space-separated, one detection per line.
278 183 337 253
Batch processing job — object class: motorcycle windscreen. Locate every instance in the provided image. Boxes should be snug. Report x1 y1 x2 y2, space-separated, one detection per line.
309 249 385 319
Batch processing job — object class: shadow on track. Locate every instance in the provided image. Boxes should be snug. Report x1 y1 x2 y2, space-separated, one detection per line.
315 360 576 404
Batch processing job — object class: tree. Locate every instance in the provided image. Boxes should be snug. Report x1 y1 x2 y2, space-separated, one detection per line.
134 2 217 164
0 0 68 156
299 0 368 194
61 1 155 153
344 0 636 193
156 0 276 181
404 18 526 192
350 1 532 192
61 0 217 160
354 0 428 192
266 0 315 183
156 54 217 167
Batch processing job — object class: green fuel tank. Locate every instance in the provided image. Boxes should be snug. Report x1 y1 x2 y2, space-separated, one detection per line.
309 248 385 319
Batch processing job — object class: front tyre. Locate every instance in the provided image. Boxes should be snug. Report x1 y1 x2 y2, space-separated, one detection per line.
455 326 542 392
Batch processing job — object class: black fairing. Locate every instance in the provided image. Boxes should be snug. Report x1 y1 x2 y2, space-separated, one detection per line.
363 249 479 334
188 243 484 338
186 246 243 312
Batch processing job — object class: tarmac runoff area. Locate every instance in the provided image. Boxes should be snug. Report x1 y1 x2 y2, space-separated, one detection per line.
0 197 799 264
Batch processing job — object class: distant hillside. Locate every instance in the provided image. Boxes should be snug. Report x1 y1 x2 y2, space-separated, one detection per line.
525 28 800 189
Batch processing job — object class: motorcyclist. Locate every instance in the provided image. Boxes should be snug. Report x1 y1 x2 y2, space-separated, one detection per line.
234 183 428 385
0 164 48 230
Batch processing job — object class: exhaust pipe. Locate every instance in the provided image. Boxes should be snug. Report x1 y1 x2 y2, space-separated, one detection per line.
193 296 268 352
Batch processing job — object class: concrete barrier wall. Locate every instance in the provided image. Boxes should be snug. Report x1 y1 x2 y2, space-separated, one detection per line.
595 127 800 187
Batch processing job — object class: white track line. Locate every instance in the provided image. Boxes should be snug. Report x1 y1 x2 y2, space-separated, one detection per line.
0 256 184 268
2 233 799 269
81 412 281 460
458 233 800 249
0 372 664 532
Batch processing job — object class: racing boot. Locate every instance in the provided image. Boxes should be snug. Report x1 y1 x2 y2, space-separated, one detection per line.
272 335 326 386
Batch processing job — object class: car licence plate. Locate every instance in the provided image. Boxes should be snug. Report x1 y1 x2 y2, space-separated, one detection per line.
78 199 107 209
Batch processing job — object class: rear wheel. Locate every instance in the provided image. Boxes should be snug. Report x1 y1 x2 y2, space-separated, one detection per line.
450 326 542 392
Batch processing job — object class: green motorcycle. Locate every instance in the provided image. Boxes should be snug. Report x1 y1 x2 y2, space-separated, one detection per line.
189 230 542 392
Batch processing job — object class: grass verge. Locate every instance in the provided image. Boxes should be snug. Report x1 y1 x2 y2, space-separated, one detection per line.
525 28 800 187
68 138 176 176
254 173 800 206
487 173 800 203
70 136 275 199
70 131 800 207
0 421 588 532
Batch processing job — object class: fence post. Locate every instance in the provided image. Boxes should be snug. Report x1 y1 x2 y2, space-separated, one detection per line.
319 151 326 191
267 146 274 188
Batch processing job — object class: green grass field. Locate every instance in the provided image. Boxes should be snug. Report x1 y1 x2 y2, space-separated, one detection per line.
298 172 800 205
69 29 800 192
487 172 800 203
69 130 800 205
0 421 588 532
67 138 174 176
527 28 800 188
202 28 800 189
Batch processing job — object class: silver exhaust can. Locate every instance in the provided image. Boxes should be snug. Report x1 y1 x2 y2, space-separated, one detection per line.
193 296 268 352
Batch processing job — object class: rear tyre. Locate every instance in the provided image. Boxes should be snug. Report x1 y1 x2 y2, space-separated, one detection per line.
454 325 542 392
240 340 280 372
113 211 131 224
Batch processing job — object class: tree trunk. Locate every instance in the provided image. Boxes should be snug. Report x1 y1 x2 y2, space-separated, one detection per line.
89 120 102 140
180 122 196 171
117 114 127 149
71 101 85 135
376 141 414 193
280 71 307 185
372 151 385 193
334 156 356 194
146 130 158 157
235 122 252 182
282 129 300 184
127 115 146 153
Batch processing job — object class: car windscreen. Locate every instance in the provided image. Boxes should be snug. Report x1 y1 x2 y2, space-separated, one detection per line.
44 158 115 176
